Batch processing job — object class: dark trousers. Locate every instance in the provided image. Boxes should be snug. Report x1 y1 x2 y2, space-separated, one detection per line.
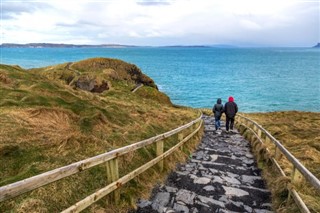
214 116 221 130
226 116 234 131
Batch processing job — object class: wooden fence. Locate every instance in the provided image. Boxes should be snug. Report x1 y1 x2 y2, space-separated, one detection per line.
0 113 203 212
235 114 320 213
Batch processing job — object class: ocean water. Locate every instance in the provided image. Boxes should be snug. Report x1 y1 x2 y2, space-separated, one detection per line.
1 47 319 112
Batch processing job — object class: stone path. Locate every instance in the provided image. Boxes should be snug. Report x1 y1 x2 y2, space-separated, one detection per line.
134 115 273 213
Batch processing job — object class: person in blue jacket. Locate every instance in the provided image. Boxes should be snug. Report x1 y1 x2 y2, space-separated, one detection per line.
212 98 224 130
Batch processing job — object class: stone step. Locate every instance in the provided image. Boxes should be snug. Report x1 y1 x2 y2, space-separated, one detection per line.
133 115 274 213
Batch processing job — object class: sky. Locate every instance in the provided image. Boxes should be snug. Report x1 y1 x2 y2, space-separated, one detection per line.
1 0 319 47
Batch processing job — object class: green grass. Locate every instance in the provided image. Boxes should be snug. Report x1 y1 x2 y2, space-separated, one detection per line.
0 146 43 186
0 58 199 212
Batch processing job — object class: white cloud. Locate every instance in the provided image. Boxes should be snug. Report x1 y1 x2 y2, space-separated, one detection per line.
1 0 319 46
240 20 262 30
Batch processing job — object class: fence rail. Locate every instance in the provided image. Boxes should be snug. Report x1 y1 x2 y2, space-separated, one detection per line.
0 113 203 212
235 114 320 213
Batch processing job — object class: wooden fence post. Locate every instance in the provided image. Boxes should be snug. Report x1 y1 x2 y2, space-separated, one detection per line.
291 165 303 186
178 132 184 151
287 165 297 203
265 135 271 145
106 158 120 204
274 146 282 160
191 123 197 135
268 131 280 161
240 117 244 125
257 129 262 139
156 140 164 172
242 118 247 126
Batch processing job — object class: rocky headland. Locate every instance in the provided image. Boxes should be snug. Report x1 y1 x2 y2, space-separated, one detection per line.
313 43 320 48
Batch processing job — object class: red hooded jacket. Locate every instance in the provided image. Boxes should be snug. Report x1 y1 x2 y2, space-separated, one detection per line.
224 96 238 118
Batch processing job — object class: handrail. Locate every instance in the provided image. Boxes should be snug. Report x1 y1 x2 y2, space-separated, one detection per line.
0 113 202 203
62 119 203 212
235 114 320 213
236 114 320 191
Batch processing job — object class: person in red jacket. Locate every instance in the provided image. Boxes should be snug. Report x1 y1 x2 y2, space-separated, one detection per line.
224 96 238 132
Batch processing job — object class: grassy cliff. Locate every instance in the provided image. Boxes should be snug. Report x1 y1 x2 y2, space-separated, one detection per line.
0 58 200 212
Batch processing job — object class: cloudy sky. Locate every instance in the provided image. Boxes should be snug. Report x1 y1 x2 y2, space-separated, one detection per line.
1 0 319 47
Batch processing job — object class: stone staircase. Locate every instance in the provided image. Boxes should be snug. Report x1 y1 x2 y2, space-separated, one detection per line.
134 115 273 213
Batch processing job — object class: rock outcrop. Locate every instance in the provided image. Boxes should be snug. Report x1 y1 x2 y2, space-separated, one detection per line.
70 58 157 89
74 76 109 93
32 58 158 94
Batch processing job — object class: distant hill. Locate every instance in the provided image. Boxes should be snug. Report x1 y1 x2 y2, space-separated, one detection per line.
0 43 136 48
0 43 239 48
313 43 320 48
209 44 238 48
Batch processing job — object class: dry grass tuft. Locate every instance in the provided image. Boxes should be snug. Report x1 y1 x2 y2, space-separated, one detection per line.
300 193 320 212
8 108 79 145
0 71 12 85
16 198 47 213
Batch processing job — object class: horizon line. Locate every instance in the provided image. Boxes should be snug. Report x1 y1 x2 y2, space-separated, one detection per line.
1 42 319 48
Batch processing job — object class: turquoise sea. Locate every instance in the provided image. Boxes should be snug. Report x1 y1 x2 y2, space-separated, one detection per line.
1 47 319 112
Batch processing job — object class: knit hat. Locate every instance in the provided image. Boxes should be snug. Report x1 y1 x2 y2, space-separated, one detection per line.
228 96 234 102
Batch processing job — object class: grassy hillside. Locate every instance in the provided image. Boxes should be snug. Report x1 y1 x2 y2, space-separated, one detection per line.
0 58 200 212
242 111 320 213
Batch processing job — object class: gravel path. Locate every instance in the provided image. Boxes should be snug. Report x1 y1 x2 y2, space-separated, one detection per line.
133 115 273 213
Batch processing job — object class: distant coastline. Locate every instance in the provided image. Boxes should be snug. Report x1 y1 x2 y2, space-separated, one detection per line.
0 43 137 48
1 43 319 48
0 43 234 48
